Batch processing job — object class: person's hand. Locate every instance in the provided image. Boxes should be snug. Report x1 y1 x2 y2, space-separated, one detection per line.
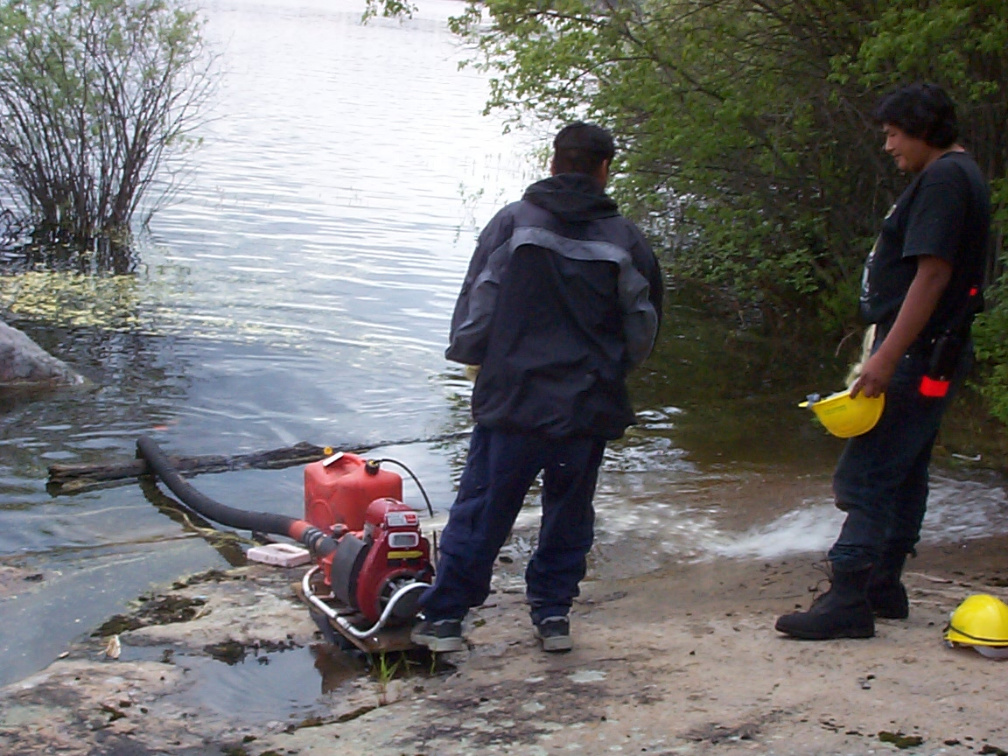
849 350 897 398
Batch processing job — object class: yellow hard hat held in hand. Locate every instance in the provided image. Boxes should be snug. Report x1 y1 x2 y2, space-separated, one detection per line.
799 388 885 438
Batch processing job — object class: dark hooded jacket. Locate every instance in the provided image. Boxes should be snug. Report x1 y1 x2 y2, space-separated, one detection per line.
446 173 663 439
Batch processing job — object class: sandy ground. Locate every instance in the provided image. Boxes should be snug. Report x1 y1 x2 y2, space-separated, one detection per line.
1 536 1007 756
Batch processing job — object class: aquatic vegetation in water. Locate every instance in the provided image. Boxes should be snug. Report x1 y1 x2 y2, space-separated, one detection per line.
92 594 208 636
204 639 246 665
0 270 143 329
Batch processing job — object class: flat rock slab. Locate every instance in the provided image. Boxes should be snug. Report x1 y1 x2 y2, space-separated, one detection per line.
1 542 1007 756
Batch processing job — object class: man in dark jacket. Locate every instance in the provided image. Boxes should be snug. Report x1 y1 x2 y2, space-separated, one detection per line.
412 122 664 653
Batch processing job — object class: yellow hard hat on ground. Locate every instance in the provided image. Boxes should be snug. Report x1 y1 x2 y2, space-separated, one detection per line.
944 594 1008 660
799 389 885 438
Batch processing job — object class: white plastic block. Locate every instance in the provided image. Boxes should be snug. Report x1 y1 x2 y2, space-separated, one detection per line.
246 543 312 567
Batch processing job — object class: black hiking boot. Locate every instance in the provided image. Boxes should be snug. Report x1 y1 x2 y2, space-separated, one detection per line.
867 550 909 620
775 565 875 640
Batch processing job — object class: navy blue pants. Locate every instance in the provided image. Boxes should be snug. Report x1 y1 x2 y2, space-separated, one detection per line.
828 346 967 570
418 425 606 625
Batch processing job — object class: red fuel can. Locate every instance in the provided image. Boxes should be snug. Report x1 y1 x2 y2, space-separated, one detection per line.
304 451 403 533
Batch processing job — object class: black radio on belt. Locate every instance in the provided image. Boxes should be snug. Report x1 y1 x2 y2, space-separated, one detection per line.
919 331 960 397
919 285 981 398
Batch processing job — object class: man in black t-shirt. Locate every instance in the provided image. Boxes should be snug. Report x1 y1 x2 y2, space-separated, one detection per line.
776 83 991 641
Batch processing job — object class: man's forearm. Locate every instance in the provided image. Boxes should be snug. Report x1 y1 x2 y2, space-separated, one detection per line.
851 255 953 397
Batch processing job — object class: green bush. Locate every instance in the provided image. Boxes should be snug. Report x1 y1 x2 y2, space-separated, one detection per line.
448 0 1007 422
973 294 1008 424
0 0 215 247
448 0 1006 338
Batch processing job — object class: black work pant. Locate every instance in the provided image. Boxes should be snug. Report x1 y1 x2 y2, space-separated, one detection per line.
829 347 967 570
418 424 606 624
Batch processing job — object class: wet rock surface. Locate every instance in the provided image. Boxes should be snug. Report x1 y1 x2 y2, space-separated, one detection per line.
0 319 86 388
1 539 1007 755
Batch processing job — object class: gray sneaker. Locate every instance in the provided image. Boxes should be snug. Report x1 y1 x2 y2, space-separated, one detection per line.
533 616 572 652
410 618 465 653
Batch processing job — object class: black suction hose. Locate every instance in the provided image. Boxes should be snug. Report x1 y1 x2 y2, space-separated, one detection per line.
137 436 337 558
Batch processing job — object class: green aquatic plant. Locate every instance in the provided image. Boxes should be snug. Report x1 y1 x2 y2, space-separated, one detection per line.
0 0 216 247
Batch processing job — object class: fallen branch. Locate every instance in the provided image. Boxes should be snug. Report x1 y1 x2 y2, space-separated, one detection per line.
46 429 472 496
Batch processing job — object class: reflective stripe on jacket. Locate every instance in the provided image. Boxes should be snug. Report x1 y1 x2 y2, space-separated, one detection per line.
446 173 663 439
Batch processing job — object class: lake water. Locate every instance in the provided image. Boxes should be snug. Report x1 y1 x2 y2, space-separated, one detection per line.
1 0 1006 689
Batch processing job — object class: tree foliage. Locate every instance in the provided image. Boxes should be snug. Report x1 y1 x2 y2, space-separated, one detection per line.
0 0 214 248
449 0 1007 339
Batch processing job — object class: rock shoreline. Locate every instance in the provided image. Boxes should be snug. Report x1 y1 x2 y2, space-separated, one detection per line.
1 538 1007 755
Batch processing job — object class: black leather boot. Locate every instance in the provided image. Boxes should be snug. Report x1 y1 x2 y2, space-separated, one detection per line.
775 566 875 640
867 550 909 619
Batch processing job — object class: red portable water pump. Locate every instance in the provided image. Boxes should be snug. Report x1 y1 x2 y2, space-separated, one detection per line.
301 451 434 632
135 436 436 653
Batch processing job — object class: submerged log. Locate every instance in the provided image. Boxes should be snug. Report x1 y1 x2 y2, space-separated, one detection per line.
47 442 328 495
46 430 471 495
